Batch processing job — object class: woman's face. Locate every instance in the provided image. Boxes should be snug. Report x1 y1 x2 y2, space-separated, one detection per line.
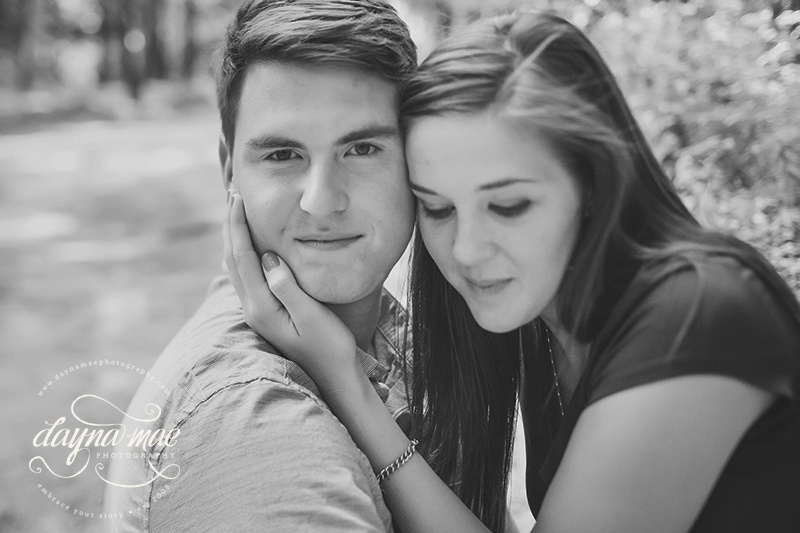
407 112 583 333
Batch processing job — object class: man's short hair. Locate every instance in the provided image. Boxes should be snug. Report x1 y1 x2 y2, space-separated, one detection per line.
216 0 417 148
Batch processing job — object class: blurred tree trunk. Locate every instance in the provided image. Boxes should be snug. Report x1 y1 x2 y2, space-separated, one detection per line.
98 0 123 83
121 0 146 101
0 0 23 86
0 0 22 53
182 0 198 79
9 0 44 90
99 0 169 99
145 0 168 79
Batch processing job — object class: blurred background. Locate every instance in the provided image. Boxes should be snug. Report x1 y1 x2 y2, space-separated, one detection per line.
1 0 799 532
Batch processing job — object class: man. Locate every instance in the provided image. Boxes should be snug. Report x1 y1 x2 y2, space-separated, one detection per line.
104 1 417 530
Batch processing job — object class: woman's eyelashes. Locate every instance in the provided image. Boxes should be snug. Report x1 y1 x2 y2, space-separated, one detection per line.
419 203 454 219
418 199 532 220
490 199 532 217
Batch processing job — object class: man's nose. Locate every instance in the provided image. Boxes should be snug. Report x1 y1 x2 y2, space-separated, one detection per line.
452 214 494 267
299 160 348 217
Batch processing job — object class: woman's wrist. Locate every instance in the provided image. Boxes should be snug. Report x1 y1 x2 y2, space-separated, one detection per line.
321 364 379 428
323 366 413 472
313 350 366 403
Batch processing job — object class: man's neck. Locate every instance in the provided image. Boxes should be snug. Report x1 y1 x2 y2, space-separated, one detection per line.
326 287 383 355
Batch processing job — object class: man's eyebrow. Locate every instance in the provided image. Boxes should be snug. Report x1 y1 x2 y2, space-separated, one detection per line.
336 125 399 145
245 135 303 150
410 177 536 195
243 126 399 151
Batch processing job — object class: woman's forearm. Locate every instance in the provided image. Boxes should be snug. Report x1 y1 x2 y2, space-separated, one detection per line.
325 371 490 533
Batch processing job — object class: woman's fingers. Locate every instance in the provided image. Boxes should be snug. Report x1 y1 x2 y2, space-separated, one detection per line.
222 192 238 279
225 194 285 330
223 193 253 299
260 251 313 331
224 193 355 366
228 194 264 288
261 250 357 381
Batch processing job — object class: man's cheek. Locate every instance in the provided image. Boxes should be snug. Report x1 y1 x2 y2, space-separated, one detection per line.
247 220 283 257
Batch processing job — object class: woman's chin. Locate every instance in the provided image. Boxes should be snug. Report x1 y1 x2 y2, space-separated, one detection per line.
471 308 528 334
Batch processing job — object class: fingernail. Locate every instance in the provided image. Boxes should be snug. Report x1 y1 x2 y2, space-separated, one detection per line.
262 252 279 272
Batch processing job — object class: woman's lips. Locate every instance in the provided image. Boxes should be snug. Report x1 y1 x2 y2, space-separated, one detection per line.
464 277 513 294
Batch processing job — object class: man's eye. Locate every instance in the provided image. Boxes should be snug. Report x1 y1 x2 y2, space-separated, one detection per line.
489 200 532 218
419 203 454 220
266 149 298 161
346 143 378 156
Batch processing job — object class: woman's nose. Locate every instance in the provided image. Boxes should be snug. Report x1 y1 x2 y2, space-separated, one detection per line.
452 215 494 267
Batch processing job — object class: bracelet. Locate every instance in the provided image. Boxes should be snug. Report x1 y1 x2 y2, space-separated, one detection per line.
376 439 418 486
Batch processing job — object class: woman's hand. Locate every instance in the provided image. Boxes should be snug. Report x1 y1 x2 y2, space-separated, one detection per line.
224 192 490 533
223 193 360 391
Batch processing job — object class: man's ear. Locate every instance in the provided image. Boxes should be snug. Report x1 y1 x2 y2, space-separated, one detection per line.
219 136 233 191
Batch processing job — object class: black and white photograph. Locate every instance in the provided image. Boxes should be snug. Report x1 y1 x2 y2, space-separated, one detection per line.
2 0 799 532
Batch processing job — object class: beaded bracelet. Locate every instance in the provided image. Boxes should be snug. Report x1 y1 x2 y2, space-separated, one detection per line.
376 439 419 487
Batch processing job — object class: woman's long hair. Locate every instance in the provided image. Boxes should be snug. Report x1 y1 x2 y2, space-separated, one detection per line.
401 11 800 531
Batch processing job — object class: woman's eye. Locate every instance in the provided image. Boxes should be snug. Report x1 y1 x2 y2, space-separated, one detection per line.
346 143 378 156
489 200 531 218
266 149 298 162
419 203 454 220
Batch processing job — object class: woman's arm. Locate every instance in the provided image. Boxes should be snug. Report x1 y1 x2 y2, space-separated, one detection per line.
224 194 489 533
535 375 773 533
322 363 489 532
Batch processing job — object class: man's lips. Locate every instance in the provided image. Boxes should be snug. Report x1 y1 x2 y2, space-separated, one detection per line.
295 234 363 249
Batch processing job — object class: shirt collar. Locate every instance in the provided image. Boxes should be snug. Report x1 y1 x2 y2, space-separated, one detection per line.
290 288 408 398
358 287 408 381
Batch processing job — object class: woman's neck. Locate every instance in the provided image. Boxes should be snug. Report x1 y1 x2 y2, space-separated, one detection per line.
541 317 590 405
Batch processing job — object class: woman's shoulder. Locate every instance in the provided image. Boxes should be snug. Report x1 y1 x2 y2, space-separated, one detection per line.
623 250 797 324
589 250 800 404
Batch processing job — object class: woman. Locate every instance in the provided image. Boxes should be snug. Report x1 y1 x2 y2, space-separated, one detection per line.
225 11 800 532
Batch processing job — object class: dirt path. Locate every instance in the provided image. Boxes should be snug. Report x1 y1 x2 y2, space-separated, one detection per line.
0 112 224 533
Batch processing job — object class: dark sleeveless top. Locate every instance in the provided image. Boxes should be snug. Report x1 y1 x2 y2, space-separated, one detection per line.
522 253 800 531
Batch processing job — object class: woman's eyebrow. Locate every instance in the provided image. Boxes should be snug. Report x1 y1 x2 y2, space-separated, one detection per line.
410 177 537 195
409 182 438 195
477 177 537 191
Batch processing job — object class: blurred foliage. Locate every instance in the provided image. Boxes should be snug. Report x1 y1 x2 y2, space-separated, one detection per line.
584 0 800 295
588 1 800 202
0 0 241 108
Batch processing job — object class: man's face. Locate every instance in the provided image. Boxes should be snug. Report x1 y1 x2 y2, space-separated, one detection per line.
229 62 414 304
